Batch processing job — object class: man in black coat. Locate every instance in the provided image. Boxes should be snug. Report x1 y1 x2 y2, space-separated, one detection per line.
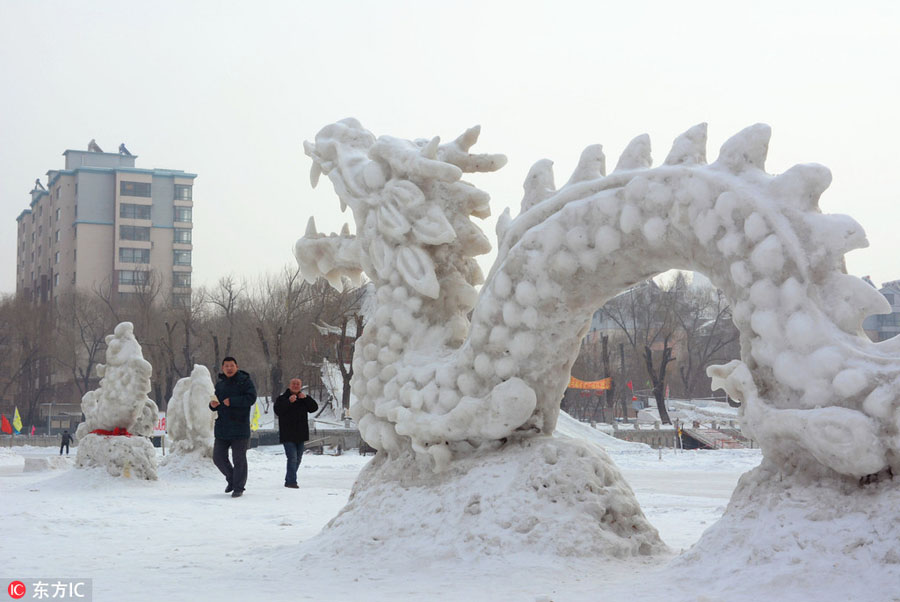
59 430 74 455
273 377 318 488
209 356 257 497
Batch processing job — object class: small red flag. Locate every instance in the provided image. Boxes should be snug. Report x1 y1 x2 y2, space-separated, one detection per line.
626 381 633 390
0 414 11 434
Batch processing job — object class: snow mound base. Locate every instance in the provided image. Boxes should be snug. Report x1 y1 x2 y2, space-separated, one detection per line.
24 456 74 472
300 436 664 561
672 460 900 600
158 449 220 480
75 434 157 480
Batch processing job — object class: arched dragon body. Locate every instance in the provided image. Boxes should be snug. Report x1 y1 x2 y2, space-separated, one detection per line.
297 118 899 477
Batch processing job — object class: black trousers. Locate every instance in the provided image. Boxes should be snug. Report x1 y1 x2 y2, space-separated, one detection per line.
213 438 250 491
60 442 69 455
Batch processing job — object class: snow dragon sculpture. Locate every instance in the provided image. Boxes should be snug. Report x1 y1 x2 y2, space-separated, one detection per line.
296 118 899 481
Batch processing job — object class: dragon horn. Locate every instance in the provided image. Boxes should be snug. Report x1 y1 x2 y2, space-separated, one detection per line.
453 125 481 151
664 123 708 166
613 134 652 172
716 123 771 173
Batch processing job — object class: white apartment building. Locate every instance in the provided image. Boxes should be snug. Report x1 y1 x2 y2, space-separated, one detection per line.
15 144 196 306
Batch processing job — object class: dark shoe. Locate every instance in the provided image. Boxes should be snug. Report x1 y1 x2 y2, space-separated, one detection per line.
285 483 299 489
231 489 243 498
225 484 234 493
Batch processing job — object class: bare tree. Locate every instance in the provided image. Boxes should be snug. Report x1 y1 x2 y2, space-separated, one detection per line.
207 276 244 368
597 279 679 424
675 286 739 399
54 290 116 396
335 314 364 417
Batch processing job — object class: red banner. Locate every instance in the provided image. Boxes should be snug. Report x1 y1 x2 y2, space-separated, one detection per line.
0 414 11 434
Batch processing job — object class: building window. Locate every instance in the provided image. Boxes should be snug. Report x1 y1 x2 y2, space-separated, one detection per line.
54 252 59 264
55 208 60 222
120 203 152 220
174 207 192 223
54 274 59 286
172 294 191 308
174 250 192 266
881 313 900 328
55 230 60 242
174 228 192 243
118 270 150 285
120 181 151 197
174 185 192 201
173 272 191 288
119 225 151 241
119 247 150 264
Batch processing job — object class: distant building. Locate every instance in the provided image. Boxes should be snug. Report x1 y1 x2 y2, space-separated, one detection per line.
15 144 196 306
862 279 900 342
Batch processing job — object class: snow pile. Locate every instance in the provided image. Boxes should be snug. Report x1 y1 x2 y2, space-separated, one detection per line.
23 456 73 472
635 399 739 426
75 322 158 480
0 447 24 475
668 460 900 600
554 410 648 451
164 364 215 457
300 436 664 562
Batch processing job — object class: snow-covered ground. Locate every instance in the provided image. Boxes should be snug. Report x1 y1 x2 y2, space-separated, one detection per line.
1 426 892 602
1 431 759 602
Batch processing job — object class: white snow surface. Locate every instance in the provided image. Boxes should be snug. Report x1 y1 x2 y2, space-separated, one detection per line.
5 441 897 601
74 322 159 480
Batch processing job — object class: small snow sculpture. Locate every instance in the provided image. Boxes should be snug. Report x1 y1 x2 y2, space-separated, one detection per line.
165 364 216 456
75 322 158 480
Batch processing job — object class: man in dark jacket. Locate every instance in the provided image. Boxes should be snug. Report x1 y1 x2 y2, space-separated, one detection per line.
273 377 318 488
209 356 257 497
59 430 74 455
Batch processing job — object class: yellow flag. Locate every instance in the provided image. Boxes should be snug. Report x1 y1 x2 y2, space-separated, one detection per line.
250 403 260 432
12 407 23 433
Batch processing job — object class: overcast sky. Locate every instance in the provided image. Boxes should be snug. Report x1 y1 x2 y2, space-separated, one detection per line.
2 0 898 297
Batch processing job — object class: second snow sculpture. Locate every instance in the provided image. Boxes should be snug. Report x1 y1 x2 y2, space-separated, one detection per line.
166 364 216 457
297 119 899 483
75 322 159 480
